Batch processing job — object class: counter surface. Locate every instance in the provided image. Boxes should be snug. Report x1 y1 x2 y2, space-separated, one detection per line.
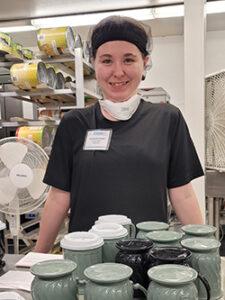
1 254 225 300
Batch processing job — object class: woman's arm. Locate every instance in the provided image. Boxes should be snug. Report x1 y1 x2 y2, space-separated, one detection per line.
168 182 204 225
34 187 70 253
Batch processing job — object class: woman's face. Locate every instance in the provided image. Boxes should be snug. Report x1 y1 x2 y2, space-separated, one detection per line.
93 40 148 102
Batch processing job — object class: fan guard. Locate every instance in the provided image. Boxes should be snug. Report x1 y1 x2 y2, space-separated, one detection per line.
205 70 225 171
0 137 49 215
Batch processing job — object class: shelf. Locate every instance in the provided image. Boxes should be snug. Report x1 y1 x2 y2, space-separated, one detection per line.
37 53 94 77
0 120 60 128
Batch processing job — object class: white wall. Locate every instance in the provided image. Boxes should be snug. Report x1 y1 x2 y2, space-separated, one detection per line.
141 30 225 113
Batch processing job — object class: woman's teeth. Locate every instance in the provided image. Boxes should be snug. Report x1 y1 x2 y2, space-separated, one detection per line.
110 81 129 86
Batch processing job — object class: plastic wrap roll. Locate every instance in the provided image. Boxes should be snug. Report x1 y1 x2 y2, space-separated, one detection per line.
46 66 57 88
56 72 65 89
10 62 48 90
16 126 55 148
37 27 75 56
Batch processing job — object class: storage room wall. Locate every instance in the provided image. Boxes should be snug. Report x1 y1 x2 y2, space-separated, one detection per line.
12 28 225 118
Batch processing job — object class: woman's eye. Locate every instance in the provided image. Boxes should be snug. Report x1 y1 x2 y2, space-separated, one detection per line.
124 58 135 64
102 59 112 64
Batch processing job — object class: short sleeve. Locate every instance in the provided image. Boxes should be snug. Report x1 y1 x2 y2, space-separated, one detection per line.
43 116 73 192
167 109 204 189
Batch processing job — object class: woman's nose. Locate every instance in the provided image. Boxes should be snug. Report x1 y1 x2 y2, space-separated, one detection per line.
113 62 125 77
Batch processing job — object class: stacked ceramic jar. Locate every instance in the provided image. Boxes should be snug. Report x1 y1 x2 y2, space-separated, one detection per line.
30 219 222 300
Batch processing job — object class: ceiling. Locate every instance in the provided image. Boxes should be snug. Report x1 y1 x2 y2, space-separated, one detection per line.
0 0 183 22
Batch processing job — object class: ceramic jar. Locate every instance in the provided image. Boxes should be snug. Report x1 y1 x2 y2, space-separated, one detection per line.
181 224 217 239
60 232 104 281
84 263 144 300
95 214 136 238
146 230 183 247
115 239 153 298
149 247 192 268
90 223 128 262
31 259 78 300
136 221 169 239
146 264 199 300
181 237 222 300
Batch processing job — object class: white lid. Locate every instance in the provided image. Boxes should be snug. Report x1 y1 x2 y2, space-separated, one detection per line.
0 221 6 231
97 214 132 226
60 231 104 250
90 223 128 239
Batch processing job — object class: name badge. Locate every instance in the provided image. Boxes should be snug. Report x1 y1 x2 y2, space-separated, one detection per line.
83 129 112 151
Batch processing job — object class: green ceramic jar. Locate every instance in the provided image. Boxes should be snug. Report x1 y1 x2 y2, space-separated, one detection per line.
31 259 78 300
60 231 104 281
181 224 217 239
84 263 144 300
136 221 169 239
90 223 128 262
181 237 222 300
95 214 136 238
146 230 183 247
147 264 199 300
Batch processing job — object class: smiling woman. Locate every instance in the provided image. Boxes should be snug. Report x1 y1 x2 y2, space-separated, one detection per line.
35 15 204 254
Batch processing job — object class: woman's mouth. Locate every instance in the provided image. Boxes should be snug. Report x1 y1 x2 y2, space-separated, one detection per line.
109 80 129 87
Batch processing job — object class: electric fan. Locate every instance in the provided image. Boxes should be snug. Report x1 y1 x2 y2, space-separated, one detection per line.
0 137 49 253
205 70 225 171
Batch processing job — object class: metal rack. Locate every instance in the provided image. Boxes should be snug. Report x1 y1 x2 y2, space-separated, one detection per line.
0 36 100 254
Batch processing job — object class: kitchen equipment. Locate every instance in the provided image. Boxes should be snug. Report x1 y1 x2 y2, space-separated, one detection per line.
60 231 103 281
37 27 75 56
181 224 217 239
95 214 136 238
84 263 143 300
31 259 78 300
0 137 49 253
90 223 128 262
10 62 48 90
181 237 221 300
146 230 183 247
115 239 153 298
136 221 169 239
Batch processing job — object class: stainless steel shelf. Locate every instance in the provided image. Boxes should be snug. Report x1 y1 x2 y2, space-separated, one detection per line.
0 120 60 127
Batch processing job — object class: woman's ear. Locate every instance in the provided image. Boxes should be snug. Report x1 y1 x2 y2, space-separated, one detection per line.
142 56 152 80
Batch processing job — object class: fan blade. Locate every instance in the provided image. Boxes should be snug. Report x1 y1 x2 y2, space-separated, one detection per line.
0 142 28 169
0 177 17 205
27 168 47 199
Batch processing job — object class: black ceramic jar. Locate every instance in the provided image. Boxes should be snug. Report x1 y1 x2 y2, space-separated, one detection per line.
115 239 153 298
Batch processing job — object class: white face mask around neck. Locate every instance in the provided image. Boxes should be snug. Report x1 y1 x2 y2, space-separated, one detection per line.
98 94 141 121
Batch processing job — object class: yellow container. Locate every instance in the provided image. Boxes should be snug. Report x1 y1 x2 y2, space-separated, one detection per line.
37 27 75 56
0 32 12 54
10 62 48 90
16 126 55 148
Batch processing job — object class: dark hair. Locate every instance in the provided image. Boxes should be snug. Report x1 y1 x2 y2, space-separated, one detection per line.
90 15 151 58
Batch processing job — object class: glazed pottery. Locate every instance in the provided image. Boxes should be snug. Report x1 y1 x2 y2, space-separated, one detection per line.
90 223 128 262
31 259 78 300
181 237 222 300
84 263 144 300
146 264 199 299
181 224 217 239
136 221 169 239
149 247 192 268
60 231 103 282
146 230 183 247
95 214 136 238
115 239 153 298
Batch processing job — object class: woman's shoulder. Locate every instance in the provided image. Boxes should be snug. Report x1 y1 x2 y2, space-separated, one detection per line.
62 105 96 121
142 100 181 118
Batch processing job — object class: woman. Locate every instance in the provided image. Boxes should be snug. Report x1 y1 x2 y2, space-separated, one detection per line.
35 16 203 253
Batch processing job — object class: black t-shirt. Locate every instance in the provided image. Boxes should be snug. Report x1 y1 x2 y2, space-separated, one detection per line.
43 100 204 231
